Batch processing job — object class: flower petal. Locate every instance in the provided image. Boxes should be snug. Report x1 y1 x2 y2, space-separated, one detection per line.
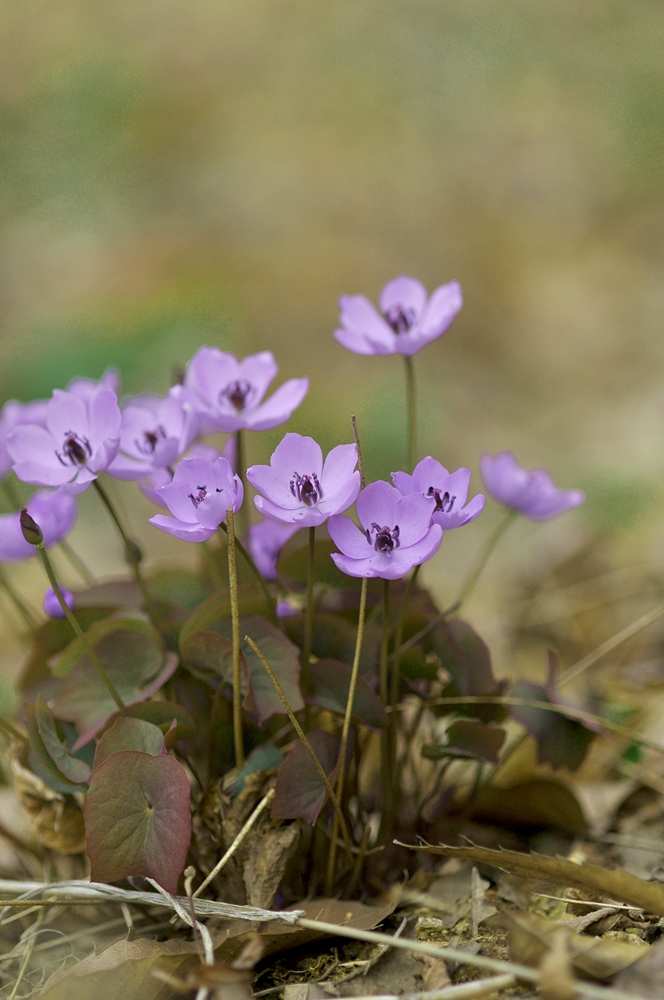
328 514 371 559
393 492 437 546
46 391 88 444
336 295 395 355
433 492 486 529
243 378 309 432
185 347 238 409
236 351 279 406
379 275 427 323
88 389 121 452
321 443 357 496
418 281 463 338
270 433 323 481
355 481 400 533
149 514 216 543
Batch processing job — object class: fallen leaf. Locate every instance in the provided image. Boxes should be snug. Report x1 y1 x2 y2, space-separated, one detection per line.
538 927 576 1000
419 954 451 990
8 742 85 854
241 818 301 909
614 936 664 998
471 779 588 836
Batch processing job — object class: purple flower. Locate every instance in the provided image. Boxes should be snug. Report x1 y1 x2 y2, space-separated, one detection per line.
184 347 308 432
0 489 77 562
392 457 485 529
248 518 301 579
138 441 232 508
480 451 585 521
335 275 463 357
7 386 122 494
328 480 442 580
247 433 360 528
148 455 243 542
43 586 75 618
276 597 300 618
67 369 120 401
107 388 199 481
0 400 49 479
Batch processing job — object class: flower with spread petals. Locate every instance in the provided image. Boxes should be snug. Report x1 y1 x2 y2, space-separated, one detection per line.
7 386 121 494
184 347 308 433
392 457 485 529
107 387 199 481
335 275 462 357
248 518 300 579
328 480 442 579
247 433 360 528
0 489 77 562
139 441 233 508
43 586 75 618
148 456 243 542
480 451 585 521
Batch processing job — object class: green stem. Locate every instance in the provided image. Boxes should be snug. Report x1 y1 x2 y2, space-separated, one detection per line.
454 507 517 609
379 579 391 840
219 522 275 617
235 430 249 540
226 507 244 768
92 478 152 615
58 539 95 585
326 576 368 895
36 544 124 709
0 565 37 630
404 355 417 472
301 526 316 693
379 579 390 704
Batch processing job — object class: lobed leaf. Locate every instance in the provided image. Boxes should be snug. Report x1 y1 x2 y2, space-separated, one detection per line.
51 616 163 679
180 629 234 687
99 701 195 744
272 729 339 824
227 615 303 722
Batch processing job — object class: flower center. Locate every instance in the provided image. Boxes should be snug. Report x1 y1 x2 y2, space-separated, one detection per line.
56 431 92 467
366 522 400 553
221 379 253 412
383 303 416 335
188 484 225 509
427 487 456 513
136 425 167 455
290 472 323 507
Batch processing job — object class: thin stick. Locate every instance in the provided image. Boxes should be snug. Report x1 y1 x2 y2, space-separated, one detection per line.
226 506 244 768
193 788 275 899
454 507 517 608
403 355 417 472
301 526 316 692
0 565 37 630
8 907 43 1000
92 478 152 615
326 576 368 894
58 539 95 585
36 544 124 709
559 600 664 687
244 634 353 864
346 824 372 898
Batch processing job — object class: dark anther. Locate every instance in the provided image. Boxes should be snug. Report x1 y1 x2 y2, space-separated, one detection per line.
188 485 207 508
367 522 400 553
136 425 167 455
221 379 253 412
383 303 416 335
56 431 92 467
290 472 323 508
427 487 456 513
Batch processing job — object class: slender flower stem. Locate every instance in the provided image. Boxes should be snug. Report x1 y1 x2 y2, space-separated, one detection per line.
235 429 249 540
58 539 95 585
35 543 124 709
404 355 417 472
92 478 153 615
219 522 275 617
379 580 390 704
226 507 244 769
326 576 368 895
0 565 37 630
379 578 391 841
454 507 518 610
301 526 316 694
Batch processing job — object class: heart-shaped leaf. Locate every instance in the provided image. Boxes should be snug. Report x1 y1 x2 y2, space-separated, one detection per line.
180 630 235 687
98 701 195 744
51 616 163 680
272 730 339 824
85 750 191 894
93 718 166 770
179 583 271 645
422 719 506 765
24 696 92 788
306 659 387 730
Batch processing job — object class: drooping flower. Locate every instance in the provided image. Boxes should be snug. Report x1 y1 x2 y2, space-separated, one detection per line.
335 275 463 357
480 451 585 521
139 441 233 508
107 388 199 481
7 386 122 494
248 518 301 579
328 480 442 579
43 586 75 618
0 489 77 562
148 456 243 542
392 457 485 529
247 433 360 528
184 348 308 433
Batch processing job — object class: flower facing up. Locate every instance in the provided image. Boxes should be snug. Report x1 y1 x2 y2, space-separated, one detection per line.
148 456 243 542
7 386 122 494
107 388 199 481
335 275 463 357
480 451 585 521
247 433 360 528
43 586 75 618
328 480 442 580
248 518 301 579
0 489 77 562
184 347 308 433
392 457 486 530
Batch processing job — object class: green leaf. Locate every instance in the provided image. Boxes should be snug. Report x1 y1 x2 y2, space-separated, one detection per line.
272 730 339 824
278 539 358 589
101 702 195 745
179 582 271 645
93 718 165 770
51 616 163 679
19 606 116 693
286 613 378 675
24 697 91 788
307 659 387 730
85 750 191 894
422 720 506 765
233 743 284 794
180 630 234 686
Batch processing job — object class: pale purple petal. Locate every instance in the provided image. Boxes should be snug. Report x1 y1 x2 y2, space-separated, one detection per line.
321 444 358 496
433 491 486 529
247 464 299 510
139 467 172 507
0 515 35 560
277 599 299 618
410 457 453 494
0 489 77 561
480 451 585 521
270 433 323 481
379 275 427 323
355 481 400 533
44 586 75 618
236 351 279 406
157 481 199 523
185 347 239 409
418 281 463 338
248 519 300 579
46 391 88 444
317 471 360 518
334 327 388 356
9 425 76 485
253 494 325 527
195 491 229 529
393 492 437 546
335 295 396 356
243 378 309 432
68 369 120 399
327 515 371 559
391 470 417 495
58 470 97 494
88 389 121 454
148 513 216 543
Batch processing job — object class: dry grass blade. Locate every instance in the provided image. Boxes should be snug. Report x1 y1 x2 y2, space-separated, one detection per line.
193 787 275 899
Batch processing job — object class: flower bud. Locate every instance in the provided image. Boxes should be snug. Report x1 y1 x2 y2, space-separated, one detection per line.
124 539 143 565
19 508 43 546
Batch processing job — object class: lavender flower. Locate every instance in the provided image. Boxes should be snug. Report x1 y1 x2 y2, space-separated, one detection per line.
480 451 585 521
148 456 243 542
107 388 199 481
43 586 75 618
392 457 485 529
139 441 233 508
247 433 360 528
335 275 463 357
7 386 122 494
184 348 308 433
67 369 120 401
248 518 300 579
328 480 442 580
0 489 77 562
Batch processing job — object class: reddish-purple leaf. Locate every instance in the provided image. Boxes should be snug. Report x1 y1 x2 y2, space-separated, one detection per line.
180 630 235 687
422 719 506 765
272 730 339 825
24 696 92 788
430 618 507 723
509 679 596 771
85 750 191 894
93 718 165 770
230 616 303 722
98 701 195 745
306 659 386 730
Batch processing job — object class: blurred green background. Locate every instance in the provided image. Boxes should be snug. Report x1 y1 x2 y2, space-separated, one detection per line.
0 0 663 669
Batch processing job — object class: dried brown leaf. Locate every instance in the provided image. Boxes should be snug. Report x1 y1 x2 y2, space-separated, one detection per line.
419 954 452 990
614 936 664 998
241 816 301 909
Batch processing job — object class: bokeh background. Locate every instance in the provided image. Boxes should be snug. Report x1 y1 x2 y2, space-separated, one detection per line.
1 0 663 685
